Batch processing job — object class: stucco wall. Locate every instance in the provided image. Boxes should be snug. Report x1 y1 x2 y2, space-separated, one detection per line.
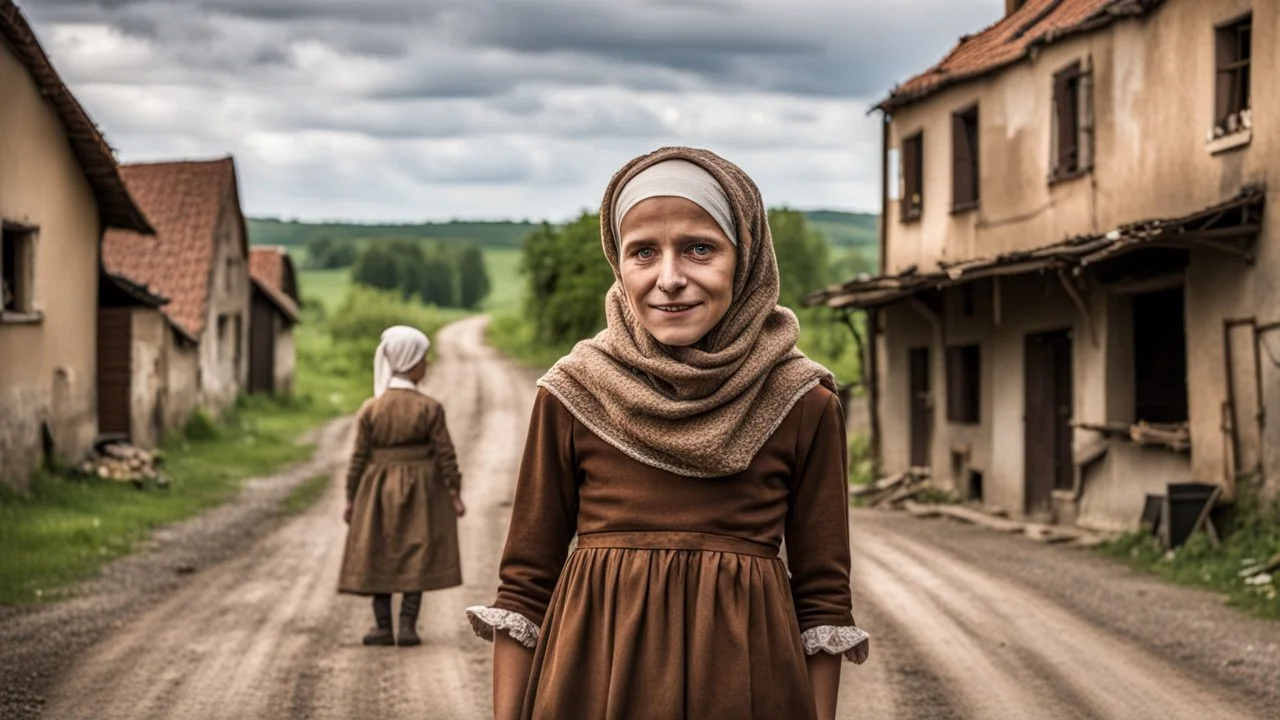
197 198 249 416
274 323 295 395
165 332 200 434
0 42 103 489
129 309 167 449
878 0 1280 510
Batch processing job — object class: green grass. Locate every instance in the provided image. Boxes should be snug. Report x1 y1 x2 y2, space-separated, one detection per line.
0 401 321 605
482 248 523 312
279 473 335 517
298 268 351 313
486 308 577 370
1099 501 1280 620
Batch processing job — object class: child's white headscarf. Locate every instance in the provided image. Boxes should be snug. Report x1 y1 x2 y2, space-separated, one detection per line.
373 325 430 397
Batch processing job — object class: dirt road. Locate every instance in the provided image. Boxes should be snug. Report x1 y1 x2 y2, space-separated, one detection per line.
40 316 534 719
26 316 1279 718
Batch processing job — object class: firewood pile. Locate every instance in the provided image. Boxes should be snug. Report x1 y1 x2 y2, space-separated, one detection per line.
852 467 931 508
75 442 170 489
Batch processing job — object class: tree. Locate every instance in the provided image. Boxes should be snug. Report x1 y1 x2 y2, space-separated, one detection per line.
456 244 491 309
351 243 403 294
522 213 614 345
416 242 458 308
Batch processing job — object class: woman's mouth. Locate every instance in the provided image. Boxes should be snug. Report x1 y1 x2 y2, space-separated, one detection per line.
653 303 701 315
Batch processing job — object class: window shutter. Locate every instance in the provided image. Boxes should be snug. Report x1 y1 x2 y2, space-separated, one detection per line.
1055 70 1079 173
952 113 972 208
1215 34 1234 123
1078 73 1093 170
902 134 922 219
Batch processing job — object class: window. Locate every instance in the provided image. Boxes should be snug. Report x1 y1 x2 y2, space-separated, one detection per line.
1051 62 1093 181
1 222 37 317
952 105 980 211
1133 287 1188 423
945 344 981 424
1214 14 1251 134
901 132 924 221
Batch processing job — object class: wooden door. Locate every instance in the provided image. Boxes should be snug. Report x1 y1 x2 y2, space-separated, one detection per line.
249 292 276 394
1025 330 1073 516
909 347 932 468
97 309 132 437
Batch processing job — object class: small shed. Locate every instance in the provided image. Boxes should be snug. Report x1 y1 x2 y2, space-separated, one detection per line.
247 246 300 395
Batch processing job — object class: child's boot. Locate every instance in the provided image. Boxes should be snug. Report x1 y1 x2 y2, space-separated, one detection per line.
363 594 395 646
397 592 422 647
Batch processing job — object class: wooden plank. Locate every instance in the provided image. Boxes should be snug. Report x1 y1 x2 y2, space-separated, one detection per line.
936 505 1025 533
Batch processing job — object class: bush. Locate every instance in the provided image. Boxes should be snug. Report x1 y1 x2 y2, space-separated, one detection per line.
182 410 220 441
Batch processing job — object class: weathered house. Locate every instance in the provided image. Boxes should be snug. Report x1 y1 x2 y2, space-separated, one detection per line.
809 0 1276 530
247 246 300 395
0 1 153 490
103 158 251 430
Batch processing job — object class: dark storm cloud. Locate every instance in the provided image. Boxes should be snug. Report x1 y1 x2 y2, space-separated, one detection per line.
27 0 992 99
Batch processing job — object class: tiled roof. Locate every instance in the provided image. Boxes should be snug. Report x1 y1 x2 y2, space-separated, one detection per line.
877 0 1163 112
103 158 239 339
249 246 300 323
0 1 151 232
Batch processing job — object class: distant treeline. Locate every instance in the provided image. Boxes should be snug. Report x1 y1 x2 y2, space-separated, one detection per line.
350 239 491 310
248 211 878 253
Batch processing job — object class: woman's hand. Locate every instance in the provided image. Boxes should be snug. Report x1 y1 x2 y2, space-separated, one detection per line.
452 492 467 518
342 501 353 524
494 632 534 719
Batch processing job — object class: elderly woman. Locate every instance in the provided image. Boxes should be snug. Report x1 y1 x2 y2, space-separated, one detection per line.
466 147 868 719
339 325 466 647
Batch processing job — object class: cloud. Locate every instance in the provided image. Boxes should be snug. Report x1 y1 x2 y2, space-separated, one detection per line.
20 0 1004 221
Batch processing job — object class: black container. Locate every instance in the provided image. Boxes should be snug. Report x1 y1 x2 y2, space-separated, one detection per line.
1161 482 1218 550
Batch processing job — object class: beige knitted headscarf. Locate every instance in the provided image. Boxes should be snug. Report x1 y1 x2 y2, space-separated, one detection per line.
537 146 836 478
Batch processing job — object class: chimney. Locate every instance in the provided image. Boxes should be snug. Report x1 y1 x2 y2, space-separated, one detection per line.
1006 0 1027 15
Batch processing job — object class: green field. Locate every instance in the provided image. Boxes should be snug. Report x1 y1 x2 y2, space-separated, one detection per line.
296 247 524 315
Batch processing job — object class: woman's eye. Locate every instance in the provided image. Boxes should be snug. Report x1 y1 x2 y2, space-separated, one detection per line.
636 247 655 259
691 244 711 256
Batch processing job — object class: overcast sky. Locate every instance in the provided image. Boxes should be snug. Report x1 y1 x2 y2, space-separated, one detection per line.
26 0 1002 223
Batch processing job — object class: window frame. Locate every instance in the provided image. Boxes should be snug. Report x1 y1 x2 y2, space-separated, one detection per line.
1049 60 1094 184
900 131 924 223
1 221 41 324
951 104 980 213
1213 13 1252 137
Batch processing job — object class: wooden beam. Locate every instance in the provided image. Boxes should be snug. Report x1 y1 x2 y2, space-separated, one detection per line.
992 276 1003 326
1057 268 1099 348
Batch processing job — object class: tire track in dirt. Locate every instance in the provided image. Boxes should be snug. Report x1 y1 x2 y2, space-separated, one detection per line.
40 316 537 720
842 510 1267 719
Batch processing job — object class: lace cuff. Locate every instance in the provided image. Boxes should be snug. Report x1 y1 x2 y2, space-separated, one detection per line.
465 606 540 649
801 625 870 664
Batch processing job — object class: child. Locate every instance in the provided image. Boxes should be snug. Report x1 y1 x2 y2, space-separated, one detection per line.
339 325 466 647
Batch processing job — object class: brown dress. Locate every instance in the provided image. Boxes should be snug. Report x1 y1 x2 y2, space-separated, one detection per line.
477 385 862 719
338 388 463 594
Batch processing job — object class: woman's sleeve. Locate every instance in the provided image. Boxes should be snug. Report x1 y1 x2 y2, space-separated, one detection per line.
428 403 463 493
785 390 870 664
466 388 578 649
345 404 373 502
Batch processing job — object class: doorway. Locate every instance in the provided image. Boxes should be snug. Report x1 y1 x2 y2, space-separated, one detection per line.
909 347 932 468
1025 329 1073 517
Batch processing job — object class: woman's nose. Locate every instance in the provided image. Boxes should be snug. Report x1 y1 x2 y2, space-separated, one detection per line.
657 254 687 293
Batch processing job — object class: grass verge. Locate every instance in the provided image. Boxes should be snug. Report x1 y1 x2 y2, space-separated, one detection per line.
0 288 468 607
280 473 335 517
1098 499 1280 620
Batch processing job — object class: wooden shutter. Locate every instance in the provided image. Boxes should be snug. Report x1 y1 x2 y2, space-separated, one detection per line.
952 108 979 209
1054 66 1080 174
945 345 980 424
901 133 922 220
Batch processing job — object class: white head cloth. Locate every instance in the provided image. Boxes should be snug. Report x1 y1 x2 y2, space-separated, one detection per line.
612 159 737 247
373 325 430 397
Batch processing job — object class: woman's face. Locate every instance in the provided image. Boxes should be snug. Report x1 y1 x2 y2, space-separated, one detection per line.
617 196 736 347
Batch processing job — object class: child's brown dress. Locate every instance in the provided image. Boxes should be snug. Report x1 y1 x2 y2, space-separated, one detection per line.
339 387 462 594
467 385 868 719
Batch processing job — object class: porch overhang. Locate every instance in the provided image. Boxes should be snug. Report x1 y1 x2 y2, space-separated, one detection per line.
805 185 1265 311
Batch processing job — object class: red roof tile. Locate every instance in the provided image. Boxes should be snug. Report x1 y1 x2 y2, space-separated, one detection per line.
0 1 151 232
878 0 1163 111
103 158 239 339
249 246 300 323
